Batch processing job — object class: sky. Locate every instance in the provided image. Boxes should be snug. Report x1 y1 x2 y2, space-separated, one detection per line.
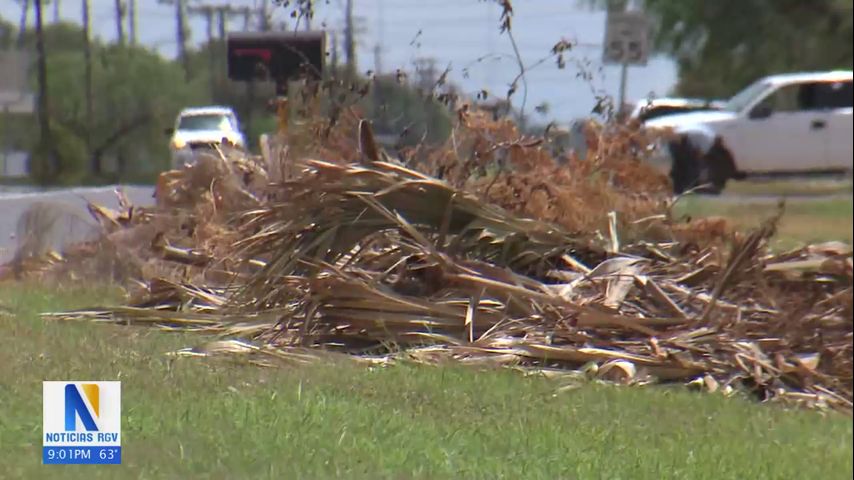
0 0 677 122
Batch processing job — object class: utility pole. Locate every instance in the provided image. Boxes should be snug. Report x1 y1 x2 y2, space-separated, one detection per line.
606 0 631 117
240 1 274 147
205 7 214 95
344 0 355 78
114 0 124 45
258 0 271 31
34 0 55 180
187 4 251 102
619 61 628 117
242 8 251 30
330 31 338 71
188 5 216 97
82 0 95 173
373 45 381 76
177 0 189 79
158 1 190 80
375 0 384 75
112 0 125 176
217 8 227 39
53 0 60 22
17 0 30 47
210 5 253 43
245 1 272 151
128 0 137 45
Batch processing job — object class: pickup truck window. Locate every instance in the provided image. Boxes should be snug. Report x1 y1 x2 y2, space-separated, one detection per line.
752 81 847 114
756 83 811 113
814 81 853 109
724 79 770 113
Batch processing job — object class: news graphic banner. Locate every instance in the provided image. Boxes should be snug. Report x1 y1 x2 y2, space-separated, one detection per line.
43 381 121 465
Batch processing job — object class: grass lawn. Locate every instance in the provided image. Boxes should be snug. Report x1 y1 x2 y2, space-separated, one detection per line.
0 284 851 479
724 178 852 197
675 195 853 250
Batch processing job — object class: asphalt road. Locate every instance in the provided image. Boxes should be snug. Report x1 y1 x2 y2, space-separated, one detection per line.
0 186 155 264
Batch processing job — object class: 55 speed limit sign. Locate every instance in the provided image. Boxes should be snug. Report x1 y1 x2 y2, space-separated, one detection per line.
603 11 650 66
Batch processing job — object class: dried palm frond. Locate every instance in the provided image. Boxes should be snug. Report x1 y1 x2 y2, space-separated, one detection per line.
16 104 851 413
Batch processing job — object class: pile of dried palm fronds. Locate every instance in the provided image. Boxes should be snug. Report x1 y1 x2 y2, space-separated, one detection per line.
11 106 853 413
416 110 672 239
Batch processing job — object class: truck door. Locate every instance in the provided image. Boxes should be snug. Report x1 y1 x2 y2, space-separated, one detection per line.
735 81 828 173
814 80 853 171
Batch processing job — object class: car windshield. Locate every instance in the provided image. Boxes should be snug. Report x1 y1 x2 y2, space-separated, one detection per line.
723 80 771 113
177 114 232 131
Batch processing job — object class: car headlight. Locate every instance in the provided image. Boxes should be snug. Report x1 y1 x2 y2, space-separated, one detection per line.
221 134 245 148
171 138 187 149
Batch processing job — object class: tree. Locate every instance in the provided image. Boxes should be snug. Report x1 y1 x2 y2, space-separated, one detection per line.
17 22 209 183
367 76 453 148
18 20 89 53
641 0 854 97
44 43 208 181
0 17 15 48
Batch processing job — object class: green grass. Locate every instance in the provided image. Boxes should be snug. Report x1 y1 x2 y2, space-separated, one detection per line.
1 284 852 479
676 195 853 250
725 178 853 197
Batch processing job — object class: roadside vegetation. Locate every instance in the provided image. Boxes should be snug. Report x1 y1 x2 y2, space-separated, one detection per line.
1 284 851 479
676 193 853 249
724 178 853 197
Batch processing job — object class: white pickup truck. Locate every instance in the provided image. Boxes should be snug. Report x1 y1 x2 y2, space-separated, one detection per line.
166 106 247 169
643 71 853 193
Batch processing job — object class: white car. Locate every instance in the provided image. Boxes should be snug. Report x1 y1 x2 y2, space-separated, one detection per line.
644 71 853 193
167 106 247 169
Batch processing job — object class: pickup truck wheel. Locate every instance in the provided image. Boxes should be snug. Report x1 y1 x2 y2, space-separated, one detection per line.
697 162 726 195
702 141 736 194
669 138 707 194
669 138 728 195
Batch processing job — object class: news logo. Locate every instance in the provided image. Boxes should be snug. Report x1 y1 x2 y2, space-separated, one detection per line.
43 381 121 465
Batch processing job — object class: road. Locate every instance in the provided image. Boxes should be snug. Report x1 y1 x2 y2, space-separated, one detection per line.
0 186 155 264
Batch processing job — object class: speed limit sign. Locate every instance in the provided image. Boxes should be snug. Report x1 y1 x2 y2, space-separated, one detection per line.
603 11 650 66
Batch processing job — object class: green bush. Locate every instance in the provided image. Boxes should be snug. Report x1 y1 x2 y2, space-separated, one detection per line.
28 122 89 186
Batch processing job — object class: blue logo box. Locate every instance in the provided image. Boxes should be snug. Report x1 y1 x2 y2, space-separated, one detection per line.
43 382 122 465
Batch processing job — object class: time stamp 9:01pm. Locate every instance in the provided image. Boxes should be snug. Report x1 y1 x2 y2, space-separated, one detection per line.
44 446 121 464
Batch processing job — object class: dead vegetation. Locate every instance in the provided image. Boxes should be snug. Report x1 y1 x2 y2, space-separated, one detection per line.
4 105 852 413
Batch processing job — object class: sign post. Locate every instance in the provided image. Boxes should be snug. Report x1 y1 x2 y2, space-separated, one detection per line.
603 11 650 116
